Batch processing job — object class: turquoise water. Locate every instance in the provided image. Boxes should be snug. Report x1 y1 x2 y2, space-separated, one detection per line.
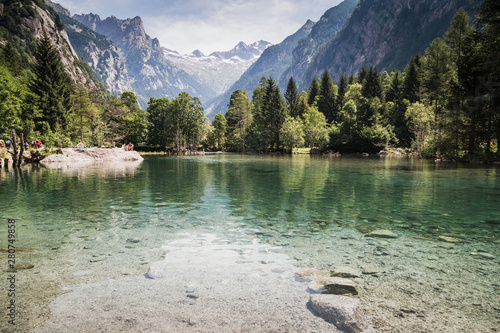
0 154 499 249
0 154 499 332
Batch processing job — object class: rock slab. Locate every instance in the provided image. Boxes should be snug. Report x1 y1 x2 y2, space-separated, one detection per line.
309 294 375 333
324 277 359 296
41 148 143 164
365 229 398 238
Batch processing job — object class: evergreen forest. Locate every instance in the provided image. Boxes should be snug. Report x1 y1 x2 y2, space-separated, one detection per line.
0 1 499 161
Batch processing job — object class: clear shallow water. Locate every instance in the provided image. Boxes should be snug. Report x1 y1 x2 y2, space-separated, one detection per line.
0 154 499 332
0 154 499 250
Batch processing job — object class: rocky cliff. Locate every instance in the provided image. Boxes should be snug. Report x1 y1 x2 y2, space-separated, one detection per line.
1 0 95 87
58 13 132 94
72 13 212 108
281 0 358 90
304 0 470 84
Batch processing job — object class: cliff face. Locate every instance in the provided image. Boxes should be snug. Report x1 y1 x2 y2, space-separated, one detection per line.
304 0 470 83
281 0 359 90
9 0 96 87
73 13 212 108
58 13 132 94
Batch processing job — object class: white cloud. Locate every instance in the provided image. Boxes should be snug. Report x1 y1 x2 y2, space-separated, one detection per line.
55 0 343 54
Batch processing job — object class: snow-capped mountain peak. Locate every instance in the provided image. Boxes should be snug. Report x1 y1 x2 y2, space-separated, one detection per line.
163 41 272 96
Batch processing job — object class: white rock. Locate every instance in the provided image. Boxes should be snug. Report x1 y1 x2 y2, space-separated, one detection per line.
308 294 375 333
365 229 398 239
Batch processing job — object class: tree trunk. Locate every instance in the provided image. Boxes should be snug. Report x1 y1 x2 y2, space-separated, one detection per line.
11 129 18 168
18 133 24 166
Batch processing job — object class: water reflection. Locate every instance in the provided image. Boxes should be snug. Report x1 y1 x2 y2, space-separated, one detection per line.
0 155 498 245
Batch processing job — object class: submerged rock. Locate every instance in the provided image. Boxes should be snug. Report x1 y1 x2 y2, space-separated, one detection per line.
331 266 361 278
437 236 463 243
308 294 375 333
365 229 398 239
471 252 495 259
12 262 35 271
323 277 359 296
362 266 384 276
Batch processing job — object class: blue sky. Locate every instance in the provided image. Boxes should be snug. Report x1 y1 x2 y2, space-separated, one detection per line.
55 0 343 54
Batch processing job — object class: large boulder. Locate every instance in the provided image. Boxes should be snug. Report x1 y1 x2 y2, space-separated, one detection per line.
309 294 375 333
41 148 143 165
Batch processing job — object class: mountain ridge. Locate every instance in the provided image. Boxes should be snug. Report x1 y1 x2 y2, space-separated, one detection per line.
303 0 470 84
164 40 272 98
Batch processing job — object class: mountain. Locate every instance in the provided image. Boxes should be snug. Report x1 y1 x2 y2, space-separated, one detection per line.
206 19 315 117
0 0 95 87
56 11 133 94
71 13 211 108
164 40 272 99
281 0 359 90
303 0 471 85
207 0 358 117
50 3 270 110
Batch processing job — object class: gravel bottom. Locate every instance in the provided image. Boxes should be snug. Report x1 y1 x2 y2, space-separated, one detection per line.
2 222 498 333
33 232 342 333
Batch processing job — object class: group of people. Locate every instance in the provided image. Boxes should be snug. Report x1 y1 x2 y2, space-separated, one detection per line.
1 138 135 151
0 139 42 149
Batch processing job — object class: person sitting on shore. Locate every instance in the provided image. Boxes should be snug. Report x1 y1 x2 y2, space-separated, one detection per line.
76 141 85 149
128 142 134 151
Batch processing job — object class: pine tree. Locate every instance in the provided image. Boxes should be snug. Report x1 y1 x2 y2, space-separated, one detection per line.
318 70 338 123
358 66 368 83
307 77 320 107
212 113 227 150
476 0 500 155
386 70 403 103
29 34 72 135
337 74 349 110
403 55 422 103
1 42 21 76
284 76 299 118
262 77 287 150
361 66 382 100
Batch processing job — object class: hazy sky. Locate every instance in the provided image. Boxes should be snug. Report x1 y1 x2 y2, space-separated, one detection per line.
55 0 343 54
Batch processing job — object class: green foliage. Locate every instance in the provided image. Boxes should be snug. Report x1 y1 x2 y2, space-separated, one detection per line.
212 113 228 150
29 34 72 137
405 102 434 155
284 77 299 118
251 77 287 151
317 70 338 123
307 77 320 107
302 106 329 150
147 97 171 148
226 89 252 152
0 66 25 137
147 93 205 152
279 116 304 151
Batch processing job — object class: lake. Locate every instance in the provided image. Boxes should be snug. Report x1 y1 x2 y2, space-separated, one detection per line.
0 154 498 332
